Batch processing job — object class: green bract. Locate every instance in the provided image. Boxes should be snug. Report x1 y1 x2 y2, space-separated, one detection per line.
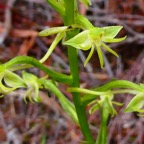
124 92 144 113
64 26 126 68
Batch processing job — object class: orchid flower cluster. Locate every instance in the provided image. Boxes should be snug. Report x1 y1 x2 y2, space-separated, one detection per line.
0 65 44 102
67 80 144 117
0 62 78 122
0 0 144 143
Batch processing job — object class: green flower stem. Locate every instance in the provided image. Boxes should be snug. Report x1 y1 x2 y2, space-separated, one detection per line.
67 87 109 96
64 0 94 143
68 87 139 96
96 101 109 144
4 56 72 85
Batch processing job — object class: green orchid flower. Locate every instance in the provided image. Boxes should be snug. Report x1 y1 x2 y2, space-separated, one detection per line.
68 87 123 116
22 71 44 102
89 91 122 116
64 26 126 68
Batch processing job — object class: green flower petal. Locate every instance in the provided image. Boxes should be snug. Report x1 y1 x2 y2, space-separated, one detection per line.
105 97 117 116
33 83 41 102
22 71 42 102
89 100 103 114
38 26 68 37
102 43 119 57
22 71 37 83
0 82 16 94
84 44 94 67
103 26 123 39
103 36 127 43
80 39 92 50
24 88 34 103
4 70 26 88
95 44 104 68
40 32 65 63
89 27 104 39
63 30 91 50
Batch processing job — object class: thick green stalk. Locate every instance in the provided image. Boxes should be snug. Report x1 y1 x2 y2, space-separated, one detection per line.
64 0 94 143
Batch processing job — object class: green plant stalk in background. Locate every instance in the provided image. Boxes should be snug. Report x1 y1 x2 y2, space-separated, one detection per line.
63 0 94 143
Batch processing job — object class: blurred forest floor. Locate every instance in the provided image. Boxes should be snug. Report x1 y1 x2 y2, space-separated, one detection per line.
0 0 144 144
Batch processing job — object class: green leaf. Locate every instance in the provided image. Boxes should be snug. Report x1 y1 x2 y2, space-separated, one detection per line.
40 79 78 124
38 26 68 37
124 92 144 113
22 71 37 83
